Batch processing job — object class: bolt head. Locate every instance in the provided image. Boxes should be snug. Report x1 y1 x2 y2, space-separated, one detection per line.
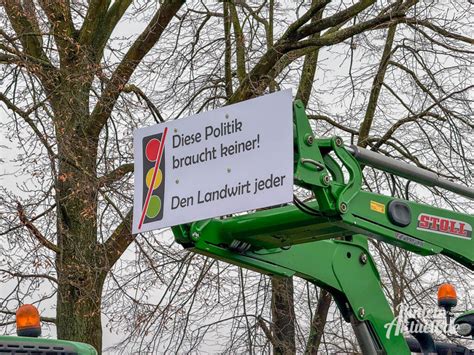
359 253 368 264
335 137 343 146
322 174 331 185
358 307 365 318
191 232 200 239
339 203 347 213
306 135 314 146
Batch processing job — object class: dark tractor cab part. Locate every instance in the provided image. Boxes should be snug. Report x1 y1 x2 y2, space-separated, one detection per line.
455 311 474 338
407 318 435 354
406 337 474 355
387 200 411 227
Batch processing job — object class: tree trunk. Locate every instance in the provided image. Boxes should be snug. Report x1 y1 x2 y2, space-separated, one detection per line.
271 277 296 355
305 289 332 354
54 136 107 352
53 88 107 351
56 274 106 351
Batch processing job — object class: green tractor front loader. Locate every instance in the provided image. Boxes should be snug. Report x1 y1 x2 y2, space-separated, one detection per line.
172 101 474 354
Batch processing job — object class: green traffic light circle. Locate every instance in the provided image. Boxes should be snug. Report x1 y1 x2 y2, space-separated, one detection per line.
146 195 162 219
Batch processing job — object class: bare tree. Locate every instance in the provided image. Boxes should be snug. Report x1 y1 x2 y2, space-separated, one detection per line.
1 1 472 354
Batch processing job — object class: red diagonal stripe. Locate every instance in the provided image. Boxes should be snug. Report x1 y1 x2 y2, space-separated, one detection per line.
138 127 168 230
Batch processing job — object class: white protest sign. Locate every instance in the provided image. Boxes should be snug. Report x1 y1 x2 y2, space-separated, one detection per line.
132 89 293 233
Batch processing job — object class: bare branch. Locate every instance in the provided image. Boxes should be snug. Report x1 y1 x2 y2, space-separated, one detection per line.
2 1 53 75
0 269 58 284
230 3 406 103
102 210 133 268
91 0 134 61
38 0 76 63
123 84 165 123
0 92 56 158
16 202 60 253
229 3 246 84
87 0 184 138
78 0 110 46
0 203 56 236
257 316 278 349
293 0 374 41
358 24 397 148
405 18 474 45
296 1 326 107
223 1 233 99
98 163 134 187
308 115 359 135
305 289 332 354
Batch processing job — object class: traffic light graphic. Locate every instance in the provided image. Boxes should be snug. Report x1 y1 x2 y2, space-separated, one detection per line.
138 127 168 229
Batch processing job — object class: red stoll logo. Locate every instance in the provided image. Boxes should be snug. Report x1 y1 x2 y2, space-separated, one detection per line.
417 213 472 240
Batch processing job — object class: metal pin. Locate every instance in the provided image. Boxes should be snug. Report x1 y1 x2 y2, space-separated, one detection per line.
339 203 348 213
322 174 331 185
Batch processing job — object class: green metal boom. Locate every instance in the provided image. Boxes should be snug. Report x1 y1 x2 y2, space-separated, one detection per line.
171 101 473 354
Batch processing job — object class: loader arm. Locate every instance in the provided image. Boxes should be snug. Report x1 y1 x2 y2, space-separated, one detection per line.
171 100 473 354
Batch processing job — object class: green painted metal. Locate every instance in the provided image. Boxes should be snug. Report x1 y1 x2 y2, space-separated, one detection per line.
173 227 410 354
174 191 473 269
330 239 410 353
0 335 97 354
172 101 473 353
186 202 349 250
458 310 474 318
343 191 473 269
293 101 336 214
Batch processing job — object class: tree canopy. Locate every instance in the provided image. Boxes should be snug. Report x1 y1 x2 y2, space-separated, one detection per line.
0 1 472 353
